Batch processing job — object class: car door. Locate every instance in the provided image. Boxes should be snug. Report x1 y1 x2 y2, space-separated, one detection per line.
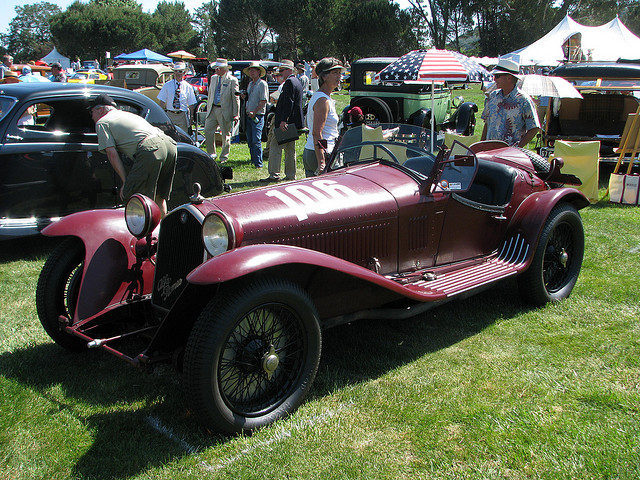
0 95 146 220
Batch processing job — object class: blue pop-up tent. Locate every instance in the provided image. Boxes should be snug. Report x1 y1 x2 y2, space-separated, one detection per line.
114 48 172 63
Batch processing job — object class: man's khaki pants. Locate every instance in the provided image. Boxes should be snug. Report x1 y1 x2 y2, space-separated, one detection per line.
204 107 233 162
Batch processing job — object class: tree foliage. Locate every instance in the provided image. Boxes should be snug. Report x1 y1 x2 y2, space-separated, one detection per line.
3 0 639 64
151 2 199 54
1 2 61 62
215 0 269 58
50 0 154 62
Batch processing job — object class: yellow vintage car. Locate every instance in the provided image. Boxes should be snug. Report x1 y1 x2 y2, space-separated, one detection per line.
67 70 108 84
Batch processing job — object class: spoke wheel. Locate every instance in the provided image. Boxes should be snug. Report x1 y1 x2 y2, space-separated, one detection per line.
518 203 584 306
184 278 321 434
36 237 87 351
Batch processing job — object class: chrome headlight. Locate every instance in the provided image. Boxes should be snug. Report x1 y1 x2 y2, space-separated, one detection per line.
125 194 161 239
202 212 233 256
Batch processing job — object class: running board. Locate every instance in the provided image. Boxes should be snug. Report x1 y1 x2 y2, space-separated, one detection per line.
394 234 530 299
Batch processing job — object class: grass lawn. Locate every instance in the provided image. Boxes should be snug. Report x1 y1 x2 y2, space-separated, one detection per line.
1 86 639 479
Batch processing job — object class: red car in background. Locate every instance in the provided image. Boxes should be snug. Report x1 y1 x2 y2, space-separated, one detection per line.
36 123 588 435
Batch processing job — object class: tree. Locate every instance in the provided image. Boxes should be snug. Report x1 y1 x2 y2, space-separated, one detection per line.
214 0 269 59
151 2 200 54
337 0 420 60
193 1 218 58
1 2 61 62
260 0 305 59
50 0 156 63
467 0 564 56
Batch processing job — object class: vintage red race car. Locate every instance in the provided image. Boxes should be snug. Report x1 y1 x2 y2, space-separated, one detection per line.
37 124 588 435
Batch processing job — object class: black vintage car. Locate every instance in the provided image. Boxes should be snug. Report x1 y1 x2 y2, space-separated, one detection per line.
0 83 231 239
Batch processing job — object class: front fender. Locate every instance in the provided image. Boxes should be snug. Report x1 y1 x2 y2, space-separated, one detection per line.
186 244 421 298
506 187 589 255
42 209 157 321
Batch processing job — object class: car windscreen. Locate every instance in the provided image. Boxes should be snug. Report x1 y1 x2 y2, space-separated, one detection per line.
330 123 436 173
0 96 18 122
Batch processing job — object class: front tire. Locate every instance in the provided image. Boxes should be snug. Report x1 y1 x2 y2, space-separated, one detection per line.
184 278 322 435
518 203 584 306
36 237 87 351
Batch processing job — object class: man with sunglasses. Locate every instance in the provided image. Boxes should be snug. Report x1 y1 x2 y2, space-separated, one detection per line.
481 58 540 148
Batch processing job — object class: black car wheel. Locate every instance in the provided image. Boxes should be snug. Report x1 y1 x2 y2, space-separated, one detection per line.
184 278 322 435
518 203 584 306
352 97 393 124
36 237 87 351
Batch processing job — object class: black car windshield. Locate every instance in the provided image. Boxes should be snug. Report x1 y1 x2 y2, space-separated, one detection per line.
330 123 437 175
0 96 18 122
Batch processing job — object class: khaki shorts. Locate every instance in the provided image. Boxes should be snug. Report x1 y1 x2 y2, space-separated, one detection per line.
124 135 177 201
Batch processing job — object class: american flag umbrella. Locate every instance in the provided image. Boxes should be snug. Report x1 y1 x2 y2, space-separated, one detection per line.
377 49 491 84
377 49 491 150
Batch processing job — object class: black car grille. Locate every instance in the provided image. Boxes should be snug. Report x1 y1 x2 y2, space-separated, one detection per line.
152 208 205 311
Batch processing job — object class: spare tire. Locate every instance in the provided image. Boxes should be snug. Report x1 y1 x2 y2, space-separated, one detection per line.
517 147 550 176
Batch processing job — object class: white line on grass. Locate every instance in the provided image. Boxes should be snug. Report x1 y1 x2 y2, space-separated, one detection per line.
628 245 640 253
146 416 199 454
201 401 354 472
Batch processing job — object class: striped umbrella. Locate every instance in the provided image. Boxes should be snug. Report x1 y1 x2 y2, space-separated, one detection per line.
377 49 491 84
377 49 491 151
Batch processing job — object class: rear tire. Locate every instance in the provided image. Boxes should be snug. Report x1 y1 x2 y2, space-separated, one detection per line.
184 278 321 435
36 237 87 351
352 97 392 124
518 203 584 306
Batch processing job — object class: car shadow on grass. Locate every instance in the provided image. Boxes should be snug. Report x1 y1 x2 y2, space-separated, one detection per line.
0 235 63 264
311 278 528 399
0 256 529 478
0 342 225 479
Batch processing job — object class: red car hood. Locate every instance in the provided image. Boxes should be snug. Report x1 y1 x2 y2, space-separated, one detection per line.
197 166 410 246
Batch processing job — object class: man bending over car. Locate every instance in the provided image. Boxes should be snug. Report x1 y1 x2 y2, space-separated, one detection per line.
90 93 177 216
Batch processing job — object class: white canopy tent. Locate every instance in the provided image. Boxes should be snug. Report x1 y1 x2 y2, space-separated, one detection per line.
40 47 70 69
504 15 640 67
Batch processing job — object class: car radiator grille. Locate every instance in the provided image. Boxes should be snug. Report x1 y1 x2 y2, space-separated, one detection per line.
152 208 205 311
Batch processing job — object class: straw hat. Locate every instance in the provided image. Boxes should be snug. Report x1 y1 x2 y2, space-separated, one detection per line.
242 61 266 77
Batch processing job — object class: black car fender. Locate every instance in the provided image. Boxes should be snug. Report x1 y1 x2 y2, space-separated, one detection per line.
442 102 478 136
173 143 229 202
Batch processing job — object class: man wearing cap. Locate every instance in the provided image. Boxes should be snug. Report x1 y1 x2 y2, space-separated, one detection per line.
158 62 197 134
242 62 269 168
481 58 540 148
89 93 177 216
204 58 239 163
262 59 303 182
19 65 33 79
49 62 67 82
296 62 310 95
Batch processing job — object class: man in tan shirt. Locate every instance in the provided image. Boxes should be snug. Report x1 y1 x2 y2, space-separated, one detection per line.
90 93 177 215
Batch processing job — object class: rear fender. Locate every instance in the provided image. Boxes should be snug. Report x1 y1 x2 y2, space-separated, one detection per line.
42 210 157 322
506 188 589 262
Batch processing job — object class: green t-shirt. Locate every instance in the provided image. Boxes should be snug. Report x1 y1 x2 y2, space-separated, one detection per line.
96 109 163 158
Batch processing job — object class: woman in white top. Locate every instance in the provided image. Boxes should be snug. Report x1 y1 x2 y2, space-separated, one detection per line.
303 57 346 177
